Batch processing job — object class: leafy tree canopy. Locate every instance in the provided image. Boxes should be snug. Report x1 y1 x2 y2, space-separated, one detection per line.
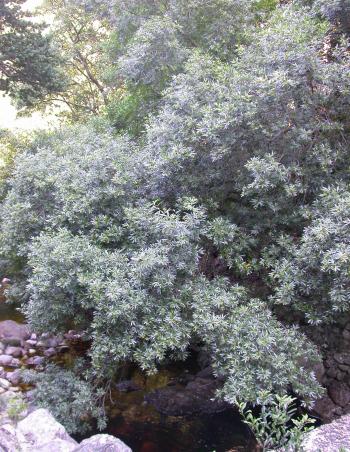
1 0 350 433
0 0 65 108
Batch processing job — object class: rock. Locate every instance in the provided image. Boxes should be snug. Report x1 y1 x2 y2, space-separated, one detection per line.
0 320 30 342
5 346 23 358
17 409 78 448
329 381 350 407
33 356 45 366
0 378 11 390
8 358 20 369
115 380 141 393
196 366 213 379
27 438 77 452
30 333 37 341
302 413 350 451
25 340 37 347
334 353 350 366
73 434 132 452
36 341 46 348
313 362 326 384
0 424 21 451
0 355 14 366
28 349 36 356
26 356 44 366
6 370 22 386
43 347 56 358
145 376 229 416
312 396 339 422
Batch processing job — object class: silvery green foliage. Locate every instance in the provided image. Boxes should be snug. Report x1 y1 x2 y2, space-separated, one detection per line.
313 0 350 33
81 0 258 90
118 16 189 87
2 0 348 430
0 125 138 261
145 6 350 205
190 278 323 403
23 363 106 434
271 186 350 324
0 129 323 405
144 5 350 207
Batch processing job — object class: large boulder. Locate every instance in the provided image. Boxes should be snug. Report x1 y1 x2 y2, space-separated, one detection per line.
73 434 132 452
30 438 77 452
0 424 21 451
17 409 78 450
303 413 350 451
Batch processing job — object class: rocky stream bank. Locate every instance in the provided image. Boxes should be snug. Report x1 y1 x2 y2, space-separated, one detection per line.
0 292 349 451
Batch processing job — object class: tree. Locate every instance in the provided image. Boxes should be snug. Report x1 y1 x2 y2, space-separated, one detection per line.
0 0 65 108
1 0 350 435
34 0 112 122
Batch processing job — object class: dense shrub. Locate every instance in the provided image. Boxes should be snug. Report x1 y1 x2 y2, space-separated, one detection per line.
1 0 349 433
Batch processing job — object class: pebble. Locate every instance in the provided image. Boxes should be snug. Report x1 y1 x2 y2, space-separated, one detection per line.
30 333 37 341
0 378 11 390
33 356 44 366
0 388 5 395
44 348 56 358
28 349 36 356
7 358 20 369
25 340 37 347
36 341 46 348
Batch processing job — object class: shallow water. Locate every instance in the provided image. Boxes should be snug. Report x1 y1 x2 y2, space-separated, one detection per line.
0 289 25 322
0 288 253 452
106 409 252 452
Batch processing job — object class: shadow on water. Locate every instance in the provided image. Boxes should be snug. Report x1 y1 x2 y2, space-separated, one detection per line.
106 409 253 452
101 364 255 452
0 289 25 322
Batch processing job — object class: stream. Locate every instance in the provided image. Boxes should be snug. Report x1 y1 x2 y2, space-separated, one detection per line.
0 288 254 452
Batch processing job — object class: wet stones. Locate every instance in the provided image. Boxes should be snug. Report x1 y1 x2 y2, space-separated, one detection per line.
145 373 229 416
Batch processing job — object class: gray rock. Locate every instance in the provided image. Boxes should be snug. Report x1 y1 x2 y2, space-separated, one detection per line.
25 340 37 347
0 378 11 390
0 355 14 366
312 396 339 422
17 409 78 448
0 424 21 451
145 376 229 416
27 438 77 452
25 356 44 366
303 413 350 451
8 358 20 369
6 370 22 386
334 353 350 366
329 381 350 407
115 380 141 393
73 434 132 452
44 347 56 358
5 346 23 358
